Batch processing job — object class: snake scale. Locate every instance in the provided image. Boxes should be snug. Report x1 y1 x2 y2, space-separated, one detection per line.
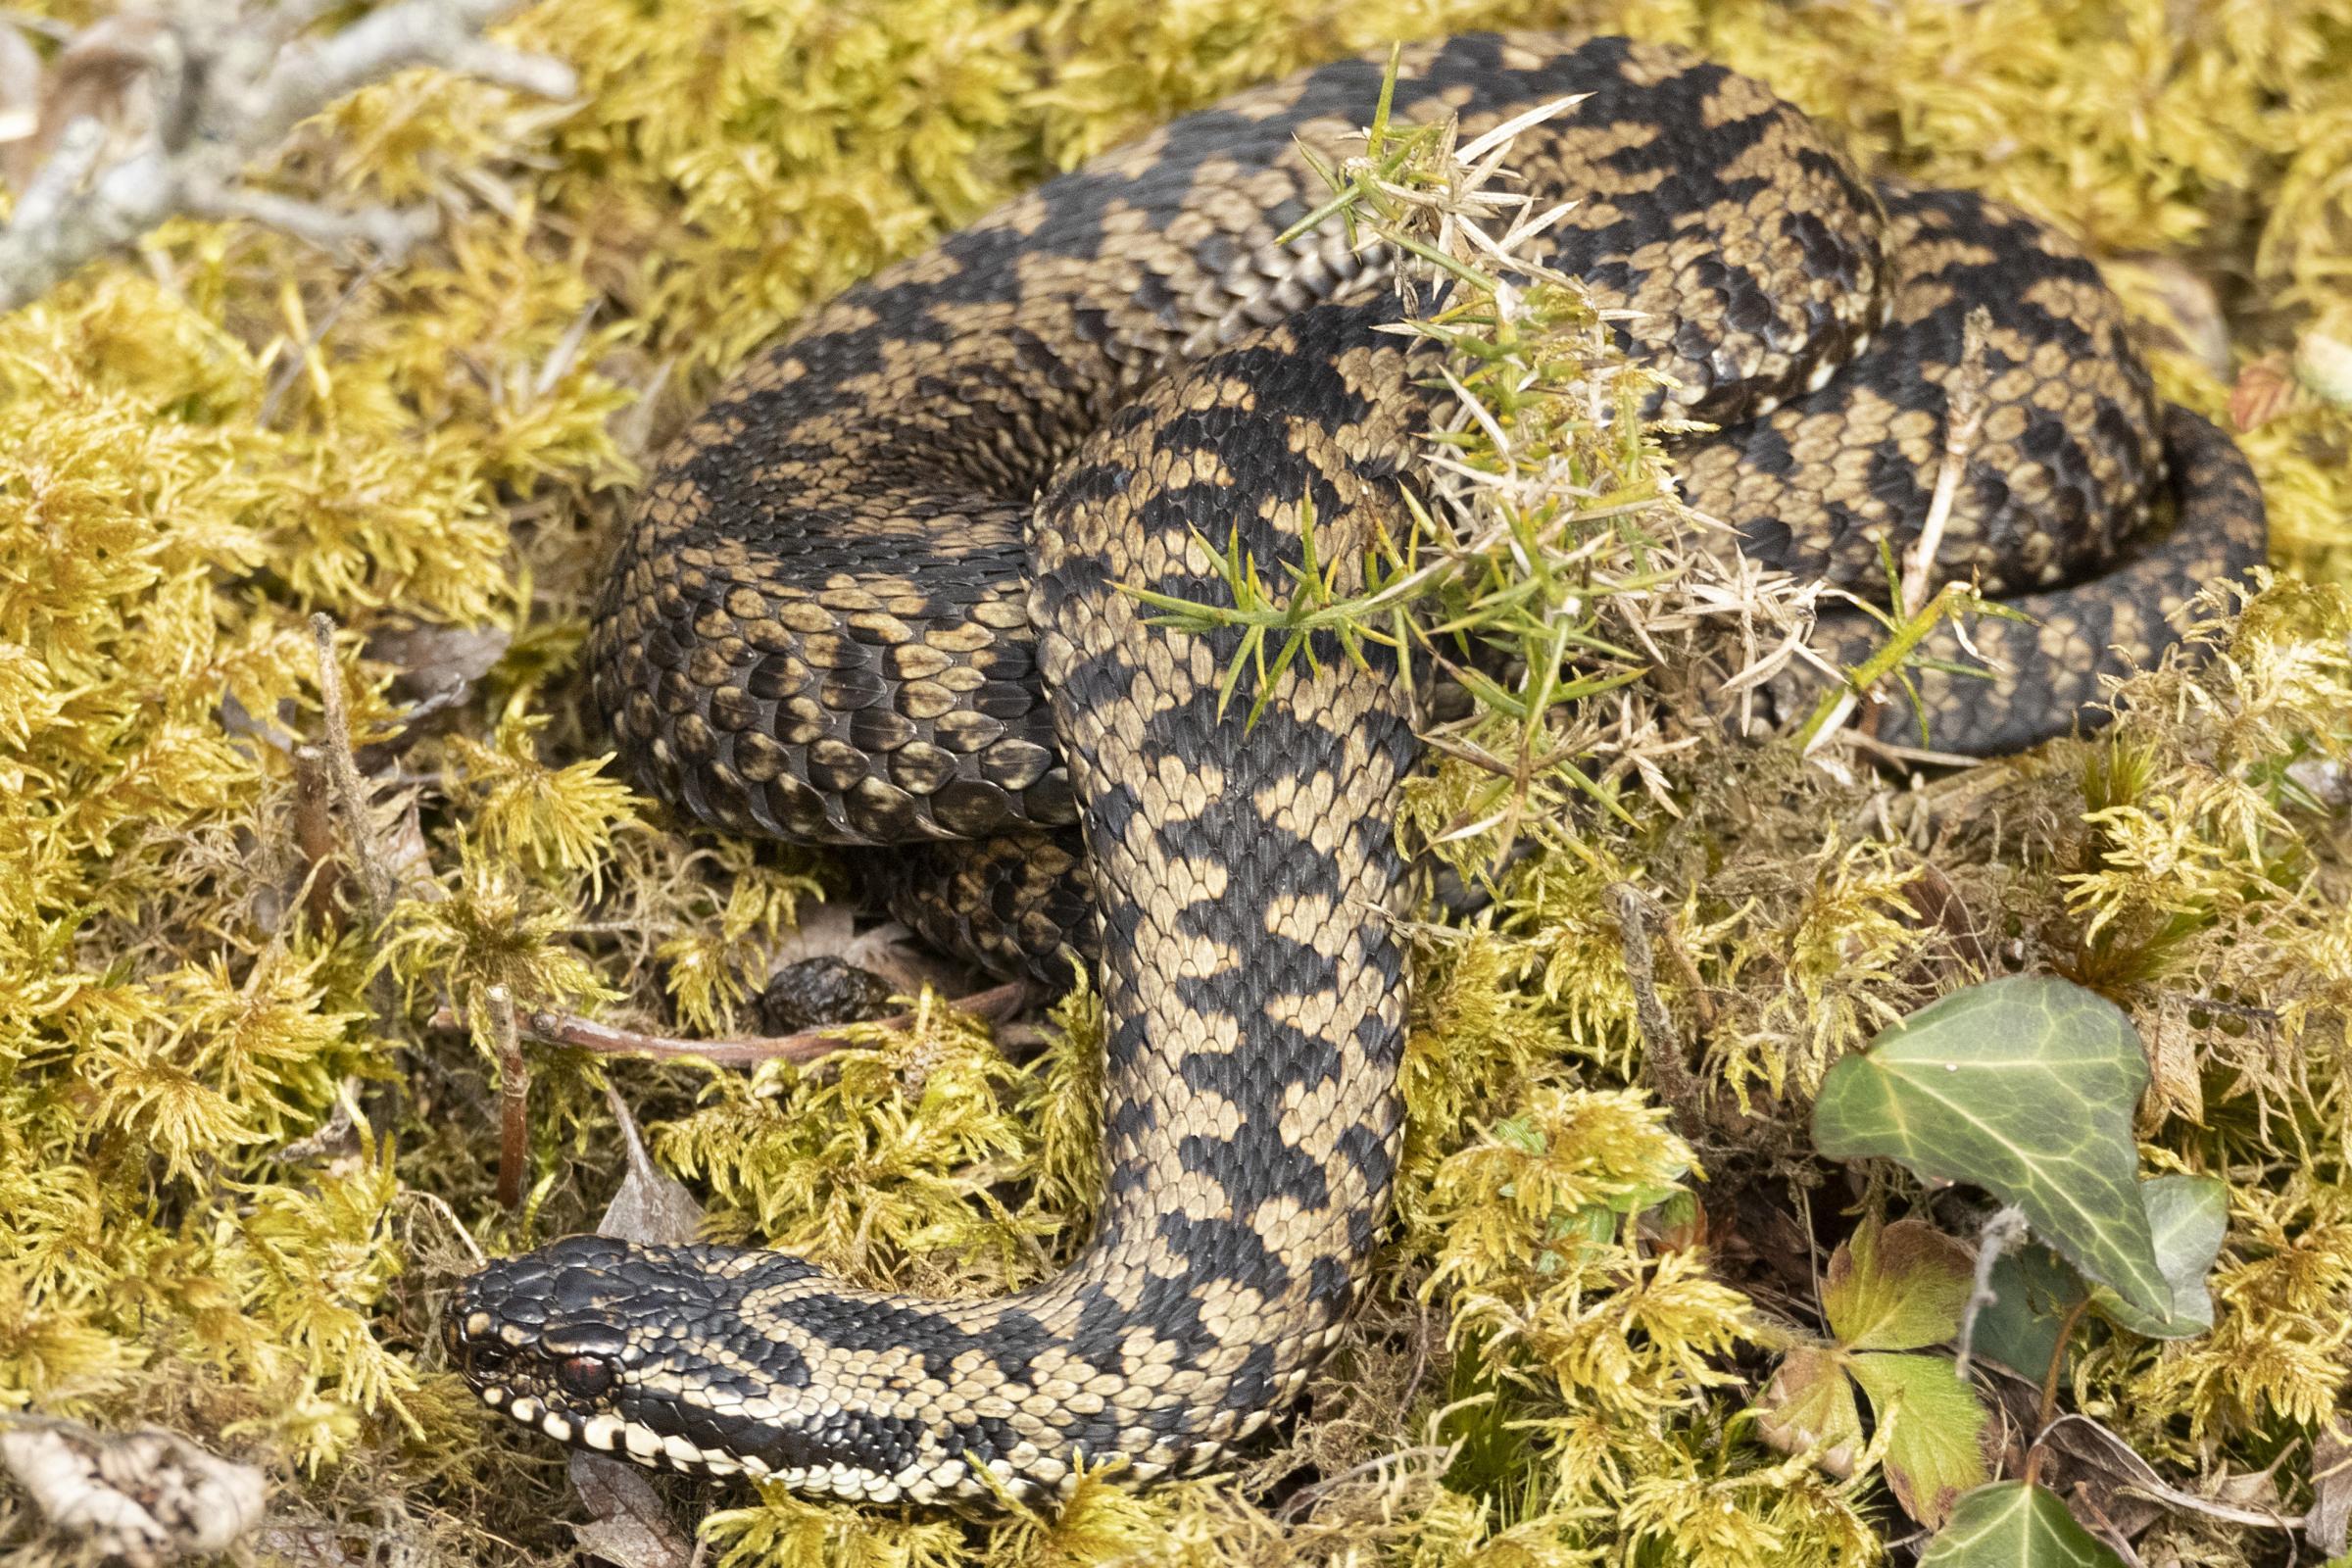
448 33 2267 1505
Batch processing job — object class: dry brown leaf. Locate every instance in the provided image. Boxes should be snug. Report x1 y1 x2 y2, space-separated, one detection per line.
569 1452 696 1568
2306 1418 2352 1557
2230 355 2302 432
598 1081 704 1248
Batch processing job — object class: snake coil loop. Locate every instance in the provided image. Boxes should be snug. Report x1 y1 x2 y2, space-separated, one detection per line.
449 32 2265 1506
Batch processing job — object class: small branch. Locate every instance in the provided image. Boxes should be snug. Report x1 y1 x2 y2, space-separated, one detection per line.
9 116 106 234
1798 307 1995 756
489 983 526 1209
288 742 342 930
1646 894 1716 1034
0 0 575 313
187 178 435 260
2173 993 2282 1028
2022 1292 2097 1489
432 981 1033 1068
1900 306 1992 623
1274 1444 1454 1520
311 613 394 926
1826 725 1982 770
1607 882 1705 1135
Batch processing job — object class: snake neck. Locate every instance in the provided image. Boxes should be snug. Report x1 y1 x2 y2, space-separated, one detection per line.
456 304 1431 1506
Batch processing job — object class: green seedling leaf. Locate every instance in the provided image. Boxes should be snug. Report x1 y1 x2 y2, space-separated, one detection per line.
1972 1242 2087 1386
1756 1218 1992 1527
2092 1173 2228 1338
1813 976 2169 1319
1849 1350 1992 1527
1917 1482 2129 1568
1755 1347 1863 1477
1828 1217 1975 1351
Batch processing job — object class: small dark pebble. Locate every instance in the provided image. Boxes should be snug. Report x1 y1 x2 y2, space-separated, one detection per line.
758 956 898 1034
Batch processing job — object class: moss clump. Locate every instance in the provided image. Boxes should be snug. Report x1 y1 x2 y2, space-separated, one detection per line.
0 0 2347 1564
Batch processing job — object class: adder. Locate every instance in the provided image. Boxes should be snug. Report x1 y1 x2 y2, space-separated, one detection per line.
446 32 2267 1506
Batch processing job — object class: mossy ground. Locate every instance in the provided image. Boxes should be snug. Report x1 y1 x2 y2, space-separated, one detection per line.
0 0 2347 1564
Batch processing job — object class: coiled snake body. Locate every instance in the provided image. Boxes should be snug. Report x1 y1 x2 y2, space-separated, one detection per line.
448 34 2266 1505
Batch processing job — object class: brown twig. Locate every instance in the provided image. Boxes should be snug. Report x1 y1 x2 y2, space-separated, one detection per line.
1645 893 1717 1034
2022 1291 2097 1489
288 742 341 930
433 981 1033 1068
2175 993 2283 1028
311 613 394 926
1801 306 1994 754
489 984 527 1209
1607 882 1704 1135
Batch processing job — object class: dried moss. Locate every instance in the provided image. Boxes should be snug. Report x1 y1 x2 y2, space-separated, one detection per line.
0 0 2347 1564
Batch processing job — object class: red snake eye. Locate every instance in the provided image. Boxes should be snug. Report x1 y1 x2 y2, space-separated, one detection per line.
557 1355 614 1399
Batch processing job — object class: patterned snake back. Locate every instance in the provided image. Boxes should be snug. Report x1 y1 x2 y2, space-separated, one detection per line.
448 33 2267 1505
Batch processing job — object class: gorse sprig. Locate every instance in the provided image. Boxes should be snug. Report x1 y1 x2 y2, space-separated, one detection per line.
1119 46 1804 858
1120 497 1401 726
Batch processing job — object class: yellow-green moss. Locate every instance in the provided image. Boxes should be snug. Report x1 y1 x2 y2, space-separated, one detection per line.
0 0 2347 1563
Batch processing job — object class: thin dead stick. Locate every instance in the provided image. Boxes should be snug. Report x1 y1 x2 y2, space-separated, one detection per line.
2021 1291 2097 1490
1902 307 1993 622
1606 881 1704 1134
488 984 527 1210
288 742 342 930
1642 892 1716 1034
1800 307 1994 754
433 981 1033 1068
1830 726 1984 771
311 613 394 925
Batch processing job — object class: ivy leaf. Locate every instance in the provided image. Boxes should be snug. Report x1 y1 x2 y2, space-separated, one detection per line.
1754 1347 1863 1477
1848 1350 1991 1528
1828 1217 1975 1351
1918 1482 2128 1568
1812 977 2169 1319
1972 1243 2088 1386
2092 1173 2228 1339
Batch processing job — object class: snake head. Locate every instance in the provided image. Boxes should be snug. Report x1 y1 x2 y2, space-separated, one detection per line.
446 1233 824 1478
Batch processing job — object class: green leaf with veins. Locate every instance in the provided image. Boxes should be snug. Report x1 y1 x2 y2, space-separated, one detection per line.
1756 1347 1864 1477
1849 1350 1992 1527
1828 1215 1975 1350
1972 1242 2087 1385
1812 976 2169 1319
2092 1173 2228 1338
1918 1483 2128 1568
1755 1218 1990 1528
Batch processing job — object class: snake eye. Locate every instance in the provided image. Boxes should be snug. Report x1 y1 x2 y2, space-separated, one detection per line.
556 1354 615 1400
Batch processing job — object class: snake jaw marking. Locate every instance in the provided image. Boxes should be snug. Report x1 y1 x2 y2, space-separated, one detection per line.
452 31 2266 1506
